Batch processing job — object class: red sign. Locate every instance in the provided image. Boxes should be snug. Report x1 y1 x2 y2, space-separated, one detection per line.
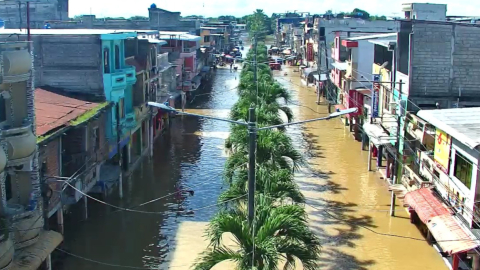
307 43 314 62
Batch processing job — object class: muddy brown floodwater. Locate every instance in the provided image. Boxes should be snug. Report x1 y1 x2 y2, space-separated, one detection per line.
58 37 447 270
274 66 447 270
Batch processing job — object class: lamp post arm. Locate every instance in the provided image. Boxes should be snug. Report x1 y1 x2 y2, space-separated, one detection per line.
176 111 249 126
256 115 332 131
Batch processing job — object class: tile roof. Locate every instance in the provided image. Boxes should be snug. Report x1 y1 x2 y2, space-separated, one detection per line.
35 88 100 136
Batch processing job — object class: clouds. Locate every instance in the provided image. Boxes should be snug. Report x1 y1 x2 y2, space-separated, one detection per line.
69 0 479 18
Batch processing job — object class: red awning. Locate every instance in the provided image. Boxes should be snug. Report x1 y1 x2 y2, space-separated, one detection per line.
404 188 451 224
427 215 479 254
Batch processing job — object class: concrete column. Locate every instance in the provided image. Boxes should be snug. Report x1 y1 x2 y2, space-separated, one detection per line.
472 252 480 270
361 132 367 151
83 195 88 220
56 208 64 234
149 117 154 157
45 255 52 270
377 145 383 168
127 143 132 164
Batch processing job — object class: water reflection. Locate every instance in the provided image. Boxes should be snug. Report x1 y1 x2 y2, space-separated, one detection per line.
60 68 239 270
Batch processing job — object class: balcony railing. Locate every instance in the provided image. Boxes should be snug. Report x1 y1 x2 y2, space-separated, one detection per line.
182 47 196 53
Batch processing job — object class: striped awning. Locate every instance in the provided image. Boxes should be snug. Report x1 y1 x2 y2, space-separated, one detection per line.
404 188 451 224
427 215 479 255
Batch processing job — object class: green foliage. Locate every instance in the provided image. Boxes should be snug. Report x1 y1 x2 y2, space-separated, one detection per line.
194 9 321 269
129 16 148 20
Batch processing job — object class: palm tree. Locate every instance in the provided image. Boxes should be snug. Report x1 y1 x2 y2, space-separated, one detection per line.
224 128 303 181
219 165 305 204
229 99 293 125
194 195 321 270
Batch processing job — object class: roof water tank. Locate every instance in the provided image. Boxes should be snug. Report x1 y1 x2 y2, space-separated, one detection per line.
150 3 157 9
2 50 32 76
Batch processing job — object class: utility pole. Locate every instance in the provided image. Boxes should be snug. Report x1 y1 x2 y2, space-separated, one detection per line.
247 107 257 223
390 80 403 217
116 104 123 198
26 2 31 41
181 64 186 112
323 37 331 112
316 32 321 104
253 34 258 98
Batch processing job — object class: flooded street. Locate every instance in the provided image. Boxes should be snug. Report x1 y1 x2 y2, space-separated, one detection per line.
275 67 447 270
60 50 446 270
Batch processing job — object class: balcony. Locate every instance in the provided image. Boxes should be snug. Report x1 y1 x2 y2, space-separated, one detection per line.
2 125 36 167
181 47 196 57
122 113 137 130
103 72 126 90
0 42 32 84
122 66 137 85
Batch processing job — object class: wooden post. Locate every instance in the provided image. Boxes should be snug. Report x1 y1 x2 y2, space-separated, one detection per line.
452 254 460 270
368 143 372 171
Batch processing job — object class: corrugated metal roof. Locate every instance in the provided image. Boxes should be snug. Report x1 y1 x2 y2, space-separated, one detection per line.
369 39 396 47
158 32 201 41
417 107 480 149
35 89 100 136
347 33 397 41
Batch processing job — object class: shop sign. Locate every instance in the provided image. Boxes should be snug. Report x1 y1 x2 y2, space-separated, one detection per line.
434 128 451 173
307 43 314 62
371 74 380 118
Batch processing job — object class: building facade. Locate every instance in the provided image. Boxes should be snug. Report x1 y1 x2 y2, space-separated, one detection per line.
0 41 63 270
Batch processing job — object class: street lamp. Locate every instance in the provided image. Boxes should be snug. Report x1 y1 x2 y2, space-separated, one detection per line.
147 101 357 222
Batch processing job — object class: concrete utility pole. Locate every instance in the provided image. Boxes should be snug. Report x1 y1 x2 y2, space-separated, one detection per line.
390 80 403 217
253 34 259 98
247 107 257 223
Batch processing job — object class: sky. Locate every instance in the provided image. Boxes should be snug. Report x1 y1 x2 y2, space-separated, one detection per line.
69 0 480 18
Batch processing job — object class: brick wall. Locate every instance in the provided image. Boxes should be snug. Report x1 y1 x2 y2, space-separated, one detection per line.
38 137 62 214
410 22 480 104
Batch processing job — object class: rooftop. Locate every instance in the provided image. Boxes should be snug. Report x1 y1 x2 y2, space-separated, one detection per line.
35 88 106 138
0 29 156 36
347 33 397 41
417 107 480 149
369 39 397 47
158 31 201 41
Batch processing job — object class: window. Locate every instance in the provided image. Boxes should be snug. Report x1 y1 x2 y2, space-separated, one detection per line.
115 45 120 70
0 95 7 122
383 87 391 112
204 35 210 43
150 48 156 69
454 151 473 189
118 98 125 119
5 174 12 201
93 127 100 152
103 48 110 73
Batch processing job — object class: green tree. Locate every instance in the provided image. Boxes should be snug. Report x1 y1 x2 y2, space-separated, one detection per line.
194 195 321 270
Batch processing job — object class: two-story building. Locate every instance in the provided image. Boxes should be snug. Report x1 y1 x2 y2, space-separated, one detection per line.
35 88 110 231
393 107 480 270
0 29 157 194
0 41 63 270
158 32 202 97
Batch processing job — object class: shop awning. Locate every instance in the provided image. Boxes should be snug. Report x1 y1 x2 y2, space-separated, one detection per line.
363 123 397 146
404 188 451 224
303 68 317 77
427 215 479 255
12 230 63 270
